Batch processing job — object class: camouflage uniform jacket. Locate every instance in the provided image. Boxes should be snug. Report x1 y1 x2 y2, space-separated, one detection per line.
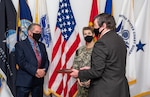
72 45 93 97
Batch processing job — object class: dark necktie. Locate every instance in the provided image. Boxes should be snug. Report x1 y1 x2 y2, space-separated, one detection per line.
34 42 41 68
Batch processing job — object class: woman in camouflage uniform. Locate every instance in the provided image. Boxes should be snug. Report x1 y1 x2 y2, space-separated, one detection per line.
72 27 95 97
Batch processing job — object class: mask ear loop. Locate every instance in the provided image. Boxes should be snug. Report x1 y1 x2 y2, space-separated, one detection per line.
99 21 107 34
98 25 105 38
99 28 105 35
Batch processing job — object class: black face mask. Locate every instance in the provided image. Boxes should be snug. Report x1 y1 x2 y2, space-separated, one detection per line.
84 36 93 42
94 28 104 37
94 28 100 37
33 33 41 41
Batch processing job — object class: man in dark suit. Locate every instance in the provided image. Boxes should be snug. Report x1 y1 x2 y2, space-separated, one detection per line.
70 13 130 97
15 23 49 97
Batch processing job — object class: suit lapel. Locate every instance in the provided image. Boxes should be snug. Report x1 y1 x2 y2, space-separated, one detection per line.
25 38 37 60
38 43 43 59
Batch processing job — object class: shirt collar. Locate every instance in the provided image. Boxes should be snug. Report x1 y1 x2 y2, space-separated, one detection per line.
28 37 35 45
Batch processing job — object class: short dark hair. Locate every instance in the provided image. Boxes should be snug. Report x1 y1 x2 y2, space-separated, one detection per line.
27 23 41 31
82 26 94 34
94 13 116 30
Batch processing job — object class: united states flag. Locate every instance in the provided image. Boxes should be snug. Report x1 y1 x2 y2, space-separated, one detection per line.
48 0 81 96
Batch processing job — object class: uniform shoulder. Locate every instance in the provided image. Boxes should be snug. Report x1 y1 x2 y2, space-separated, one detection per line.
78 45 86 51
75 45 86 56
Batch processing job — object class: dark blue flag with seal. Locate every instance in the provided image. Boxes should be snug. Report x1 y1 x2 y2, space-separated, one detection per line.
17 0 33 41
0 0 17 96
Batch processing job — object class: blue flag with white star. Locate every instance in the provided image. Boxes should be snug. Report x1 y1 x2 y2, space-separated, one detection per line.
130 0 150 96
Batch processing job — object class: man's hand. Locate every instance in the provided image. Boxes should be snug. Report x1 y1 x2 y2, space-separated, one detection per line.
77 78 83 86
35 68 46 78
70 69 79 78
80 66 90 70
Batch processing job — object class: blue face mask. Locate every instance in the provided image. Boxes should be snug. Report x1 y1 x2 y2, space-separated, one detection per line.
84 36 93 42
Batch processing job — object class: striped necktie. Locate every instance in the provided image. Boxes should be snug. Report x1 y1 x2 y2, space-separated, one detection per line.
34 41 41 68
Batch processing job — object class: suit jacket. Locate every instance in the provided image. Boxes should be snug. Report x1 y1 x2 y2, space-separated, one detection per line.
79 30 130 97
15 38 49 87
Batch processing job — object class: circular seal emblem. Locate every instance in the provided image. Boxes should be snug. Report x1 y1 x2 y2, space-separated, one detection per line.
20 19 32 40
116 14 136 55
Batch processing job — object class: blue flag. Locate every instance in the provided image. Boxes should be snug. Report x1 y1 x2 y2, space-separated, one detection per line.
104 0 113 15
18 0 33 40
